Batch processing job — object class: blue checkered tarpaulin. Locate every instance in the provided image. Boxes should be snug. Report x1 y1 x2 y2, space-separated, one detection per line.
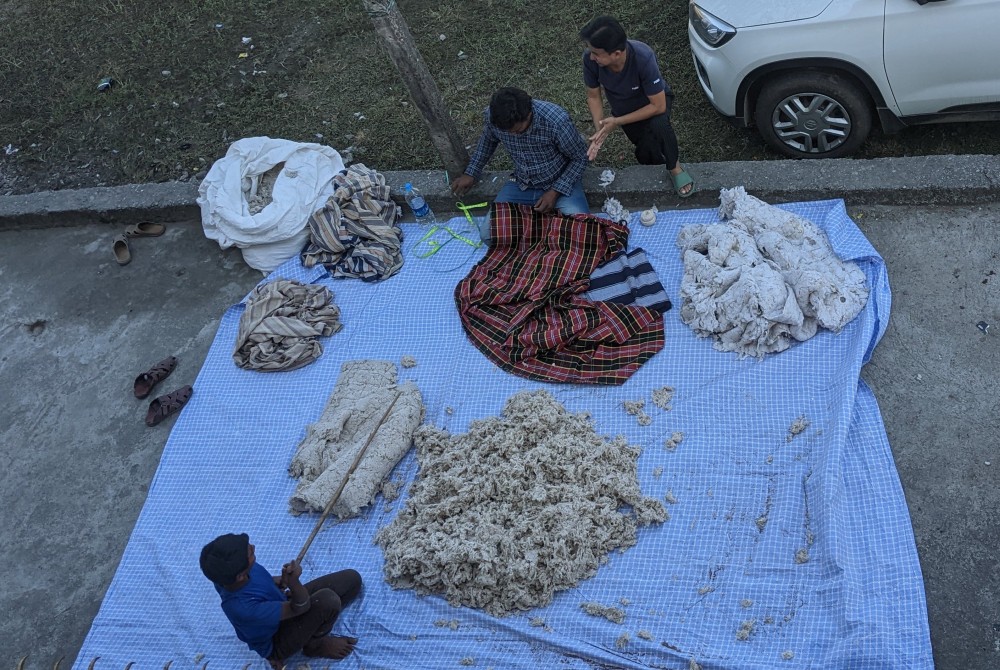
74 200 932 670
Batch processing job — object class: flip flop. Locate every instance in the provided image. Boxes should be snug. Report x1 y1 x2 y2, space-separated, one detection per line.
134 355 179 399
145 385 193 427
112 234 131 265
671 169 696 199
125 221 166 237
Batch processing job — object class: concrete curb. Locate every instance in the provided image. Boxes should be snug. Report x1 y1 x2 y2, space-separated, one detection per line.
1 154 998 229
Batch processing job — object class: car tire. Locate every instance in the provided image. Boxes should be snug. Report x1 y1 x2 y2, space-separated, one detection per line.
755 72 872 159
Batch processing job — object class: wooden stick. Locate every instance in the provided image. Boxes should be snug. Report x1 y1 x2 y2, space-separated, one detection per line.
296 389 403 563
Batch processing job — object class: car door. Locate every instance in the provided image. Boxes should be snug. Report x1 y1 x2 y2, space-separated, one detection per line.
883 0 1000 115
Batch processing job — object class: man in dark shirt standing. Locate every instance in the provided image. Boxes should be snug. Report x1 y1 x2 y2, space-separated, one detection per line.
451 87 590 229
580 16 695 198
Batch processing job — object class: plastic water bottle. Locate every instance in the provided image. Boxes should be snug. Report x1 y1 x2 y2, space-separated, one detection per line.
403 182 436 225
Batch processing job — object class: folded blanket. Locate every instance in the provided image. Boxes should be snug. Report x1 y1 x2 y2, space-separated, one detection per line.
455 203 664 385
585 248 672 314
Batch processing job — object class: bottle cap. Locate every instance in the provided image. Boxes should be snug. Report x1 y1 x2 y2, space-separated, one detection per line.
404 182 412 190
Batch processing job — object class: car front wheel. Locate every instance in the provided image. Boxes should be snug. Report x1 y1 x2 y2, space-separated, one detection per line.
755 72 872 158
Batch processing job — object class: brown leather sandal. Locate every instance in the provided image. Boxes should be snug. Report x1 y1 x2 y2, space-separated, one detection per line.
113 234 131 265
134 356 178 399
125 221 166 237
145 385 193 427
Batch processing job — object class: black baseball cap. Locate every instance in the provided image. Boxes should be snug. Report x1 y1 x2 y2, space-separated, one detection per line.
200 533 250 585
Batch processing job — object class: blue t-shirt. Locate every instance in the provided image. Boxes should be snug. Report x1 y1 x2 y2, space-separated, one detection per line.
217 562 286 658
583 40 672 117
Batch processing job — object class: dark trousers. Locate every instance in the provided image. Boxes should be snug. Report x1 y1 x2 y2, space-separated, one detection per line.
621 111 681 172
269 569 363 661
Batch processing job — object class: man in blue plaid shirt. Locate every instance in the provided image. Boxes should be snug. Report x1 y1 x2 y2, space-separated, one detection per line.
452 87 590 228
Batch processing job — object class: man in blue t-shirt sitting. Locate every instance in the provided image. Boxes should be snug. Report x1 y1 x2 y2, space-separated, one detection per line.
200 533 362 668
580 15 695 198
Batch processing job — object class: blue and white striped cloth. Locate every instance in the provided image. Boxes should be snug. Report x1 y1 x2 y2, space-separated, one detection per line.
73 200 931 670
586 248 672 314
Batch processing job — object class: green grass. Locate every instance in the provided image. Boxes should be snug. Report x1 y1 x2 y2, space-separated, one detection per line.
1 0 998 194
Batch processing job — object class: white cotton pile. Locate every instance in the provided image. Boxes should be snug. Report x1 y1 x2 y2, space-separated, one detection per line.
676 187 869 357
375 390 665 616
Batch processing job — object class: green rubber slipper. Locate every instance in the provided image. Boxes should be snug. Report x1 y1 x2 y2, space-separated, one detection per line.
672 169 696 198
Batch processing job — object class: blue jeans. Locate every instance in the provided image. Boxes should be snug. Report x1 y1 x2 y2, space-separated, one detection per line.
495 180 590 215
479 180 590 243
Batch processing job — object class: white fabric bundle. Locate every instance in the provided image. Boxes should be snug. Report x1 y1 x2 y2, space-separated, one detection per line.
198 136 346 272
677 187 868 357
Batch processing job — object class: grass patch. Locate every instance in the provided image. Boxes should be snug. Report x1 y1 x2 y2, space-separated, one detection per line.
1 0 998 194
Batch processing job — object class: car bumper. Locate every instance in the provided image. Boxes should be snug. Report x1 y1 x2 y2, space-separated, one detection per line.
688 22 744 124
691 51 749 128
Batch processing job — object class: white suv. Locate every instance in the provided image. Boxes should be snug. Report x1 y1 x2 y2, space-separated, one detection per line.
688 0 1000 158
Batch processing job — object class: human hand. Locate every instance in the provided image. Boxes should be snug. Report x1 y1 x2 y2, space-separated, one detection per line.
587 137 606 161
533 190 559 214
281 559 302 582
451 174 476 197
587 117 617 160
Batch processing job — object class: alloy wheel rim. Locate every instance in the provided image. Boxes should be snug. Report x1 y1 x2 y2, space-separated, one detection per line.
771 92 852 154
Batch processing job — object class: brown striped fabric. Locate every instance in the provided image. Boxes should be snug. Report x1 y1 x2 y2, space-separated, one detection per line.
233 279 342 371
456 203 664 385
302 164 403 281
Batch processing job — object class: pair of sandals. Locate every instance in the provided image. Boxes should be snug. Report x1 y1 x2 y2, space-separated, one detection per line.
114 222 167 266
134 356 193 426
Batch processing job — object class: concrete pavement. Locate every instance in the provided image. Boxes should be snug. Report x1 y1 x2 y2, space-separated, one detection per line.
2 154 999 229
0 168 998 668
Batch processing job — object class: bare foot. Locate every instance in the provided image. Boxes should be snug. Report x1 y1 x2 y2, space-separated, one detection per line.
303 636 358 660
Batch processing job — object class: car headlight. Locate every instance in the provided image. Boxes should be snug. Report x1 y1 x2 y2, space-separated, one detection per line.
689 3 736 48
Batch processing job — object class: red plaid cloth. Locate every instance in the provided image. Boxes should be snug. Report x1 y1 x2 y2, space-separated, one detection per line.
455 203 664 385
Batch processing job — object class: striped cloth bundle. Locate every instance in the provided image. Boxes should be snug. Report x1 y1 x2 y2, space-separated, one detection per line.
232 279 342 371
302 164 403 281
585 248 672 314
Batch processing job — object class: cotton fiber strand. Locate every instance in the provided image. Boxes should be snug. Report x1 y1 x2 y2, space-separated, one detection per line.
288 360 423 518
